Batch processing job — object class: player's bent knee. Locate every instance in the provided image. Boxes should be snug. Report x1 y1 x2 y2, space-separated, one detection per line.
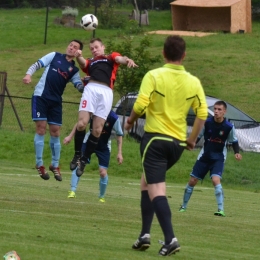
99 171 107 178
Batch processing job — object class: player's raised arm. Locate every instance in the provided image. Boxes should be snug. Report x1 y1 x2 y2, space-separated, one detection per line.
115 55 138 68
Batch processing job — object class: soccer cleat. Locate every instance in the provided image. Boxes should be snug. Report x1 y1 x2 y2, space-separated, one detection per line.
99 198 105 203
36 165 50 180
132 234 151 251
76 158 89 177
158 237 180 256
68 191 76 198
70 154 81 170
49 165 62 181
179 206 186 212
214 209 226 217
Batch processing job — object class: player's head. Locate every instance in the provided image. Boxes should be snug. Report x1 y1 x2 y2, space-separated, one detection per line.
66 40 83 57
163 36 186 62
70 39 83 50
213 101 227 121
89 38 105 57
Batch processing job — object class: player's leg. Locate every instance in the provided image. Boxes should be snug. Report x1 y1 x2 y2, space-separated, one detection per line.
32 96 49 180
99 168 108 202
132 174 152 251
68 169 79 198
71 84 93 170
144 135 184 256
48 102 62 181
70 110 90 170
211 161 225 216
69 142 87 198
96 148 110 202
179 160 209 212
76 84 112 176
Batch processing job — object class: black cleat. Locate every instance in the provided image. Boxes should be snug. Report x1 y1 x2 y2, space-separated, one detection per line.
70 154 81 170
76 158 88 177
132 234 151 251
158 238 180 256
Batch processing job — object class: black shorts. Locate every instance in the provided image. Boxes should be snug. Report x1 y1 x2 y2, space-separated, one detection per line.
31 96 62 125
140 132 185 184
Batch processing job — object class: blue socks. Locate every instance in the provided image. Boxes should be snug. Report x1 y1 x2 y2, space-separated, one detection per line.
34 133 44 167
70 169 80 192
99 175 108 198
182 184 194 209
215 184 224 211
50 136 61 167
70 172 108 198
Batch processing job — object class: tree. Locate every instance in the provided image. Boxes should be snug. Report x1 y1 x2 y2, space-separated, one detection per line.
106 35 161 127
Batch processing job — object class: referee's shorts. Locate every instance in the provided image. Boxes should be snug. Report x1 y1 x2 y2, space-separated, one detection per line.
140 132 185 184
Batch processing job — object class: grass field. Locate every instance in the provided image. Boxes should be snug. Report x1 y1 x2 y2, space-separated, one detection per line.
1 163 260 260
0 7 260 119
1 6 260 259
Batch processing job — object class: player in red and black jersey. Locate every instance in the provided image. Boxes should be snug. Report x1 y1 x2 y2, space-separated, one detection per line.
71 38 137 177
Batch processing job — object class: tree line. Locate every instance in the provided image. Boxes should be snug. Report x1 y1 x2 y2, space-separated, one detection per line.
0 0 174 10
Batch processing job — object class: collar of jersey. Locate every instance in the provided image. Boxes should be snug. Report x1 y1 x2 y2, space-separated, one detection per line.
163 63 184 71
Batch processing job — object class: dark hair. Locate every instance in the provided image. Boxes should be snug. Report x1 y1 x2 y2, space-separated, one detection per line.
163 35 186 62
71 39 83 50
90 38 103 44
214 100 227 109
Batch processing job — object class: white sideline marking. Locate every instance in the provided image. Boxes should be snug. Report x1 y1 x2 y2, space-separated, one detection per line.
1 173 212 190
127 182 212 190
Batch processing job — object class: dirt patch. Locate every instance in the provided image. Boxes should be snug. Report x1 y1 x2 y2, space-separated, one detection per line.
147 30 217 37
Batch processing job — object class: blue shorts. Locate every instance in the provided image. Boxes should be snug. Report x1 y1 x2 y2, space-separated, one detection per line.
81 143 110 169
140 132 185 184
190 158 224 180
31 96 62 125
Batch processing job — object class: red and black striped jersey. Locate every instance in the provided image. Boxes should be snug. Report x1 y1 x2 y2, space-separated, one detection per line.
82 52 121 89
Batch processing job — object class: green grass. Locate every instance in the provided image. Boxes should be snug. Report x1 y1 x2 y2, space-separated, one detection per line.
0 8 260 119
0 7 260 259
0 164 260 259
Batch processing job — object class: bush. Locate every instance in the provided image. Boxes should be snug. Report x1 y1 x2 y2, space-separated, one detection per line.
97 0 128 29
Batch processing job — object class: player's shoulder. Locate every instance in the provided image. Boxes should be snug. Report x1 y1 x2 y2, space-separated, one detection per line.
110 52 121 59
223 118 234 128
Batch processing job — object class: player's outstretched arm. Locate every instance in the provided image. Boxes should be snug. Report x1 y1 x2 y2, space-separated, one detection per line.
116 135 123 164
234 153 242 161
186 117 206 150
75 50 88 69
115 56 138 68
23 74 32 84
63 123 77 144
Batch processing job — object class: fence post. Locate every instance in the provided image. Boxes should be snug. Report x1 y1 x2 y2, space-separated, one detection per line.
0 71 24 131
0 72 7 126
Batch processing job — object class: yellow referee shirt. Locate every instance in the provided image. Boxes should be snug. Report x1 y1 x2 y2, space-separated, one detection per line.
133 64 208 141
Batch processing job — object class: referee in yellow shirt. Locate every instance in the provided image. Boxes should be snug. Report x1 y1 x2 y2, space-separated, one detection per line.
125 35 208 256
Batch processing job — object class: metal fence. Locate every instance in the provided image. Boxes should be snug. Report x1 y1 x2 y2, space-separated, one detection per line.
0 94 79 136
1 94 260 152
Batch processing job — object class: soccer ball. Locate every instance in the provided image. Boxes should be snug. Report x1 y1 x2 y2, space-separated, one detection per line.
80 14 98 31
3 251 20 260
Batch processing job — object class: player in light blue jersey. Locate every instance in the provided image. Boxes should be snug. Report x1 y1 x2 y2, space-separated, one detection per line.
23 40 84 182
179 101 242 216
64 110 123 201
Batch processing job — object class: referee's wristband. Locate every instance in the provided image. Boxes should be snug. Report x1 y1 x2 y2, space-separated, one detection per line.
127 118 134 125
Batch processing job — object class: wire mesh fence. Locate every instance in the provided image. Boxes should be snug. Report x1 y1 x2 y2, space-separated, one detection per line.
0 94 79 135
1 94 260 153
